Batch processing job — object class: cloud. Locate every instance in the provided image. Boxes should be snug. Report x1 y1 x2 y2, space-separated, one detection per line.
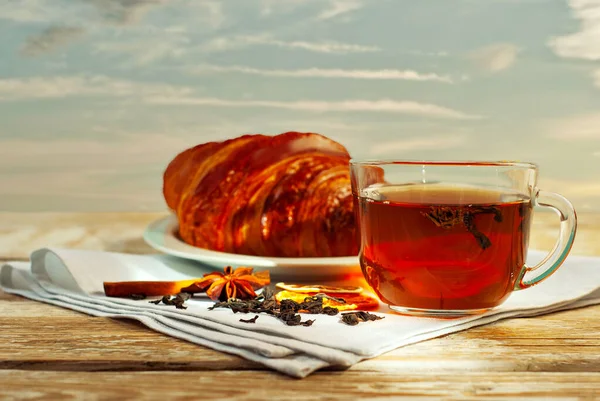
0 0 55 22
368 135 467 155
188 64 453 83
0 75 477 119
20 26 85 56
255 38 380 54
84 0 167 25
263 119 369 133
317 0 363 20
259 0 363 20
408 50 449 57
0 0 167 25
197 1 225 29
6 0 179 57
146 96 480 119
548 0 600 60
469 43 520 72
90 2 224 66
260 0 305 16
201 34 380 54
0 75 193 100
547 113 600 139
93 34 190 66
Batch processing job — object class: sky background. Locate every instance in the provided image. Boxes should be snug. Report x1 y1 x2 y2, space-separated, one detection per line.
0 0 599 212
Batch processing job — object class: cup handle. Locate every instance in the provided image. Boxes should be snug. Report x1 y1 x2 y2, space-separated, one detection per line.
514 189 578 290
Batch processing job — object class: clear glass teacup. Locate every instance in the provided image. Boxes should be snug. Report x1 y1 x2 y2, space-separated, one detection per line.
350 160 577 317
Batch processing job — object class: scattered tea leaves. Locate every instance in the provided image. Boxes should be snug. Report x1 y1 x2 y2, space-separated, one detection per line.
240 315 259 324
209 287 385 327
341 311 384 326
129 293 147 300
148 293 190 309
322 306 340 316
149 297 164 305
341 313 360 326
209 288 343 326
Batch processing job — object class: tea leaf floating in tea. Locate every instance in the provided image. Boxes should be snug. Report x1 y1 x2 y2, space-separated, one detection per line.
463 213 491 250
239 315 259 324
341 311 385 326
423 205 503 250
518 201 532 233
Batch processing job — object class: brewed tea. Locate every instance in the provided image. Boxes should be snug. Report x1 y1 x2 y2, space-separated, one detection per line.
354 184 532 311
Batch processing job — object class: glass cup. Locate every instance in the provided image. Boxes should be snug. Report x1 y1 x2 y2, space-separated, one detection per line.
350 160 577 317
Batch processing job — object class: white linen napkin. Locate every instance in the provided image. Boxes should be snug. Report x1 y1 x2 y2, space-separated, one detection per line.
2 247 600 378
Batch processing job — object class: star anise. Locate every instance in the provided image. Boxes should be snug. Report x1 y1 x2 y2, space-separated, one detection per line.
180 266 270 301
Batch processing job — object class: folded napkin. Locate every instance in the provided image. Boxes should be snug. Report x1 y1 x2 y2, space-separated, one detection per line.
2 248 600 378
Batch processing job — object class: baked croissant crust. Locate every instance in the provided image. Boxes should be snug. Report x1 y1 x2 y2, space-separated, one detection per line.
163 132 358 257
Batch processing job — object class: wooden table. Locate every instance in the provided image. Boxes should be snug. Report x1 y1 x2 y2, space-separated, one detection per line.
1 212 599 400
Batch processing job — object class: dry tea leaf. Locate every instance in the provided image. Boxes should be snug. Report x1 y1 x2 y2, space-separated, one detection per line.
148 293 190 309
239 315 259 324
341 311 384 326
341 313 360 326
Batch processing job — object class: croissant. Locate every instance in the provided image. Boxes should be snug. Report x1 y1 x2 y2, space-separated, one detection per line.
163 132 358 258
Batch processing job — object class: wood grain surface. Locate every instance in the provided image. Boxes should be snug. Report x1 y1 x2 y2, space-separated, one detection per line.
1 212 599 400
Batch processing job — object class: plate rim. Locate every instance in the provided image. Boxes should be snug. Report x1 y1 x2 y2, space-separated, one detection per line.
143 214 360 268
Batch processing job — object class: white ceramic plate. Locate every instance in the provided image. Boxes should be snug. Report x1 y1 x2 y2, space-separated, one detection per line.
143 215 360 279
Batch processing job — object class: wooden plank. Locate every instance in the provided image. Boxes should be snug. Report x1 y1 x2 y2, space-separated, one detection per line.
0 290 20 302
0 370 599 399
1 211 600 398
0 292 259 371
0 314 261 371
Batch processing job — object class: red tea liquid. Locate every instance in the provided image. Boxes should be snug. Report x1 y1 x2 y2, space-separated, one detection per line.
355 184 532 311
